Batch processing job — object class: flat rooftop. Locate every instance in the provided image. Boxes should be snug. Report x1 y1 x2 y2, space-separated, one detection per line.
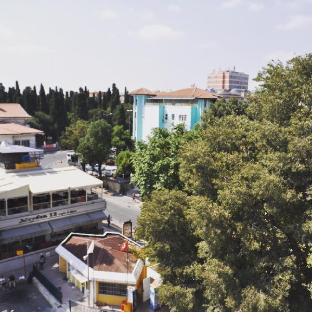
0 166 103 196
63 234 137 273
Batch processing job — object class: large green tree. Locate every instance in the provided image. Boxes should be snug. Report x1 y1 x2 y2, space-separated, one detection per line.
77 120 112 177
136 54 312 311
132 125 189 198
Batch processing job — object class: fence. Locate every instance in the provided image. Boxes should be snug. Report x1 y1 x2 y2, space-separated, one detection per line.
32 264 63 303
68 300 120 312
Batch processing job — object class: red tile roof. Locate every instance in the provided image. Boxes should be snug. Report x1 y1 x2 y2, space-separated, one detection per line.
0 123 43 135
152 87 217 99
130 88 156 96
0 104 31 118
131 87 217 99
63 234 138 273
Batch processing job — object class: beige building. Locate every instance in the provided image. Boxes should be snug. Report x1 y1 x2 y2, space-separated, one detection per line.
207 69 249 91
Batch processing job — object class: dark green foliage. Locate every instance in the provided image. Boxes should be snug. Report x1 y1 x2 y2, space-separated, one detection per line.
112 125 133 152
132 125 189 198
0 82 132 142
136 54 312 311
116 150 134 177
77 120 112 177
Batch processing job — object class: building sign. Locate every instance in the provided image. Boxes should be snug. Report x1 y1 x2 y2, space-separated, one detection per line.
19 209 77 224
16 249 24 256
122 220 132 238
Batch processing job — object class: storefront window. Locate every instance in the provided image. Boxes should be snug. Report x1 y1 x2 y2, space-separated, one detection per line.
71 189 86 204
52 191 69 207
87 189 98 201
0 199 5 216
7 196 28 215
98 283 127 296
33 193 50 210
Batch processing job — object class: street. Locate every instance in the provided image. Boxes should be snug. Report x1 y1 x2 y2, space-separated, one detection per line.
0 282 53 312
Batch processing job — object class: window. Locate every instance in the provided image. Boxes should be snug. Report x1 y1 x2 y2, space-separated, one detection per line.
171 114 175 120
0 199 5 216
33 193 51 210
165 114 168 120
7 196 28 215
179 115 187 122
14 140 21 145
98 283 127 296
22 140 30 147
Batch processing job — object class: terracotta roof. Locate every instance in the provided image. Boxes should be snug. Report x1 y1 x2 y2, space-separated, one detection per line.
152 87 217 99
130 88 156 96
63 234 138 273
0 123 43 135
0 104 31 119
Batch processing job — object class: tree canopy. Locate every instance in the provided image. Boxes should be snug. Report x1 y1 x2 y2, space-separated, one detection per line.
136 53 312 311
132 125 189 198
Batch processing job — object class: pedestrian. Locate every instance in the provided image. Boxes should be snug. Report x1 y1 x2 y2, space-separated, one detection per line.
107 214 111 227
132 193 135 201
8 275 15 288
39 253 46 270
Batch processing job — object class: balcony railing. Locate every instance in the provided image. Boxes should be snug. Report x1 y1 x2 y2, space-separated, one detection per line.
87 193 99 201
70 196 86 204
33 202 50 210
8 205 28 215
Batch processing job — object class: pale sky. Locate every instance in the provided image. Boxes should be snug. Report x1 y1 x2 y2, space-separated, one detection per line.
0 0 311 92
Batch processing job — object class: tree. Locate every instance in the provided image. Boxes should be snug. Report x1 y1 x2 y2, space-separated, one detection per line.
136 54 312 311
136 190 199 310
112 125 133 152
247 54 312 126
132 125 188 198
203 97 248 124
116 150 133 178
29 112 56 141
77 120 112 177
60 119 89 150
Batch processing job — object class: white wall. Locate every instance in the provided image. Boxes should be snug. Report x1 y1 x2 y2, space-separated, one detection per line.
142 103 160 141
163 104 192 131
0 134 37 147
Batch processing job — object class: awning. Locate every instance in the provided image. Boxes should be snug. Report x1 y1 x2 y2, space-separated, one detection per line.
70 269 88 283
87 210 106 222
49 214 89 232
49 210 106 233
0 222 51 244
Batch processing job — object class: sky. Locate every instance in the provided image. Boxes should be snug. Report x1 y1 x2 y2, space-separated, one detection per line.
0 0 311 92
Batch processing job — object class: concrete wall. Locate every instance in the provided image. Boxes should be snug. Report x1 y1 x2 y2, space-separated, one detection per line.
163 103 192 131
0 246 56 275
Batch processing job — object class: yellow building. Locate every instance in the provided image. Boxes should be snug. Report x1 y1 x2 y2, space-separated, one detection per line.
55 232 146 310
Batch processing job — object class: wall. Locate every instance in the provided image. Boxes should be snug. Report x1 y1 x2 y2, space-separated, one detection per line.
142 103 160 141
0 134 37 147
59 256 67 273
163 103 192 131
133 95 147 141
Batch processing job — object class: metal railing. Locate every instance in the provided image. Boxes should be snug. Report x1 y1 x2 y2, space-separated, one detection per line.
32 264 63 303
33 201 50 210
69 300 120 312
7 204 28 215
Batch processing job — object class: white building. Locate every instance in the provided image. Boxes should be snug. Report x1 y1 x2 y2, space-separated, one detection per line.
0 103 43 147
0 143 106 260
0 123 43 148
131 87 217 141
